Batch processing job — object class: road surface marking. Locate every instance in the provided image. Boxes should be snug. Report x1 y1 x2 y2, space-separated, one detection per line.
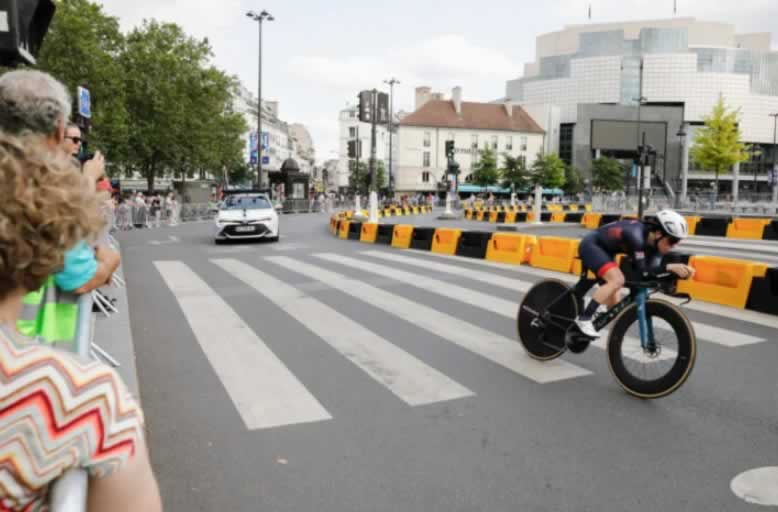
362 250 533 292
731 467 778 506
212 258 473 406
154 261 331 430
265 256 592 384
316 253 518 317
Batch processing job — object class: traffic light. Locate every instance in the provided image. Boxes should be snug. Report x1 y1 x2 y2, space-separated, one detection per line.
445 140 455 159
358 90 372 123
0 0 56 67
347 140 361 159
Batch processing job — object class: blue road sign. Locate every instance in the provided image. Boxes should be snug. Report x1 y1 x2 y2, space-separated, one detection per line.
261 132 269 151
77 86 91 119
262 156 270 165
249 131 258 151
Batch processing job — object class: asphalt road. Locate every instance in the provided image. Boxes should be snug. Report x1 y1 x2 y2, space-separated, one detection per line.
118 213 777 511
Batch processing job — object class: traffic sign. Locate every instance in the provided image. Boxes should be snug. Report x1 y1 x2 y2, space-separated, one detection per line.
261 132 269 151
77 86 91 119
262 156 270 165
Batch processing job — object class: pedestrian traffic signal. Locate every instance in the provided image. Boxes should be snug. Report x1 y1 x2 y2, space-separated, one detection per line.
445 140 455 159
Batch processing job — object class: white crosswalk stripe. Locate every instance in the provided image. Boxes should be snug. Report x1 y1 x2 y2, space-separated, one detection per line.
154 261 332 430
265 255 593 383
211 258 474 406
381 250 768 347
315 253 518 317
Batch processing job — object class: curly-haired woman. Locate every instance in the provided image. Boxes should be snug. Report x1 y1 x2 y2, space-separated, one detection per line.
0 135 162 511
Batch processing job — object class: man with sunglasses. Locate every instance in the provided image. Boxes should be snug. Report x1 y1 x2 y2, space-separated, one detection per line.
63 123 107 185
575 209 695 338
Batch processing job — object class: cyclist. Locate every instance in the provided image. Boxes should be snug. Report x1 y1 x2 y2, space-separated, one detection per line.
575 210 696 338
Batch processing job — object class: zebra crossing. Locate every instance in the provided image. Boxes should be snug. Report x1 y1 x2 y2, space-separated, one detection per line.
153 248 776 431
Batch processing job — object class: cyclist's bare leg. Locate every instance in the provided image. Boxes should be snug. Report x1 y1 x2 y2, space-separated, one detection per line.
592 267 625 308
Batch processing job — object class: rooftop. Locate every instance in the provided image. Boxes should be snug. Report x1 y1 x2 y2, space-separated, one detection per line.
399 100 545 134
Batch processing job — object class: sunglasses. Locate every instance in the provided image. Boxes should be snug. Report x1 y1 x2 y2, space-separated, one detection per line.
65 136 83 144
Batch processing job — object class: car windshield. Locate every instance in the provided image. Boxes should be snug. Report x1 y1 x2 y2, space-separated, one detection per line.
222 196 272 210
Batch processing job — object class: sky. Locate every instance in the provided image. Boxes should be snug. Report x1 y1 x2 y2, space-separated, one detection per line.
97 0 776 164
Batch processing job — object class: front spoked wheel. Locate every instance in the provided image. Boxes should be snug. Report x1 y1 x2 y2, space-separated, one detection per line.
517 280 578 361
607 299 696 399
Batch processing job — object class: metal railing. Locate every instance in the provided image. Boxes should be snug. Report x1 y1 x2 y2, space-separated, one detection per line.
48 293 93 512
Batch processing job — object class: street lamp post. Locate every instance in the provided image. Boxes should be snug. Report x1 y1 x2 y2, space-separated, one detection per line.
246 10 274 190
770 113 778 208
676 126 686 208
384 78 399 199
634 94 647 218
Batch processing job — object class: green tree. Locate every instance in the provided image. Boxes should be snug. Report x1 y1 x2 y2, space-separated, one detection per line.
500 154 528 192
591 157 625 192
37 0 130 166
530 152 566 189
470 147 500 187
349 160 386 194
562 164 584 196
690 96 749 194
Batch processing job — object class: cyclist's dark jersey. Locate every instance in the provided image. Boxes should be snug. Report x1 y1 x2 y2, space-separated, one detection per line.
579 220 663 278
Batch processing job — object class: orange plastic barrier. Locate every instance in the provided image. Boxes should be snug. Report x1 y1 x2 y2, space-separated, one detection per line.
465 209 474 220
726 218 771 240
505 212 517 224
529 237 580 273
412 206 420 214
685 216 700 235
476 210 487 221
486 233 536 265
489 211 499 223
338 220 351 239
360 223 379 243
677 256 769 309
329 216 339 234
568 205 579 212
582 213 603 229
551 212 566 223
391 224 414 249
527 212 536 223
431 228 462 255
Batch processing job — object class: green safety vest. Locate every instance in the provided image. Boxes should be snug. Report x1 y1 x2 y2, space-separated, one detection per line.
16 276 79 348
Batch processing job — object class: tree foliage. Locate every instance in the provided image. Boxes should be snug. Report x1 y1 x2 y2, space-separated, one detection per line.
349 160 386 195
530 152 566 189
690 96 749 191
562 164 584 196
470 147 500 187
591 157 625 192
500 154 528 191
35 3 247 191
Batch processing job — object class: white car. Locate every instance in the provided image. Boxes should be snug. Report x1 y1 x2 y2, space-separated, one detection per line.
213 194 279 243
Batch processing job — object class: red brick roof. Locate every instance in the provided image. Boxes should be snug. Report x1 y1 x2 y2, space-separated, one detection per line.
400 100 545 134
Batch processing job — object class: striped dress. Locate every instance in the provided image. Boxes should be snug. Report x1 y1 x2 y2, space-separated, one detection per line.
0 329 144 511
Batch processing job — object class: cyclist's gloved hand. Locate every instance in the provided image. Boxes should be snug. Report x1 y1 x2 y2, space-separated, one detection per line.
666 263 695 280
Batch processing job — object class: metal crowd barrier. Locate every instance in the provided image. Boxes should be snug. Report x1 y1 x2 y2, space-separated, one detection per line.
48 293 94 512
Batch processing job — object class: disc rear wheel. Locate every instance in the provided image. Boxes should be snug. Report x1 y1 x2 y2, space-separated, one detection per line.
517 280 578 361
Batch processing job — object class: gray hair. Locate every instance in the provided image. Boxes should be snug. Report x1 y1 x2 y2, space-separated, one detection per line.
0 70 71 136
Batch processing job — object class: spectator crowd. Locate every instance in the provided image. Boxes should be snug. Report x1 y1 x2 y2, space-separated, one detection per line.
0 69 163 510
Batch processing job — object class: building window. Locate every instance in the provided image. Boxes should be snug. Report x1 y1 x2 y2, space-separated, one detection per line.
520 136 528 151
349 127 357 138
422 171 431 183
506 136 513 151
471 135 479 149
559 123 574 166
423 131 431 147
491 136 498 150
423 152 431 168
